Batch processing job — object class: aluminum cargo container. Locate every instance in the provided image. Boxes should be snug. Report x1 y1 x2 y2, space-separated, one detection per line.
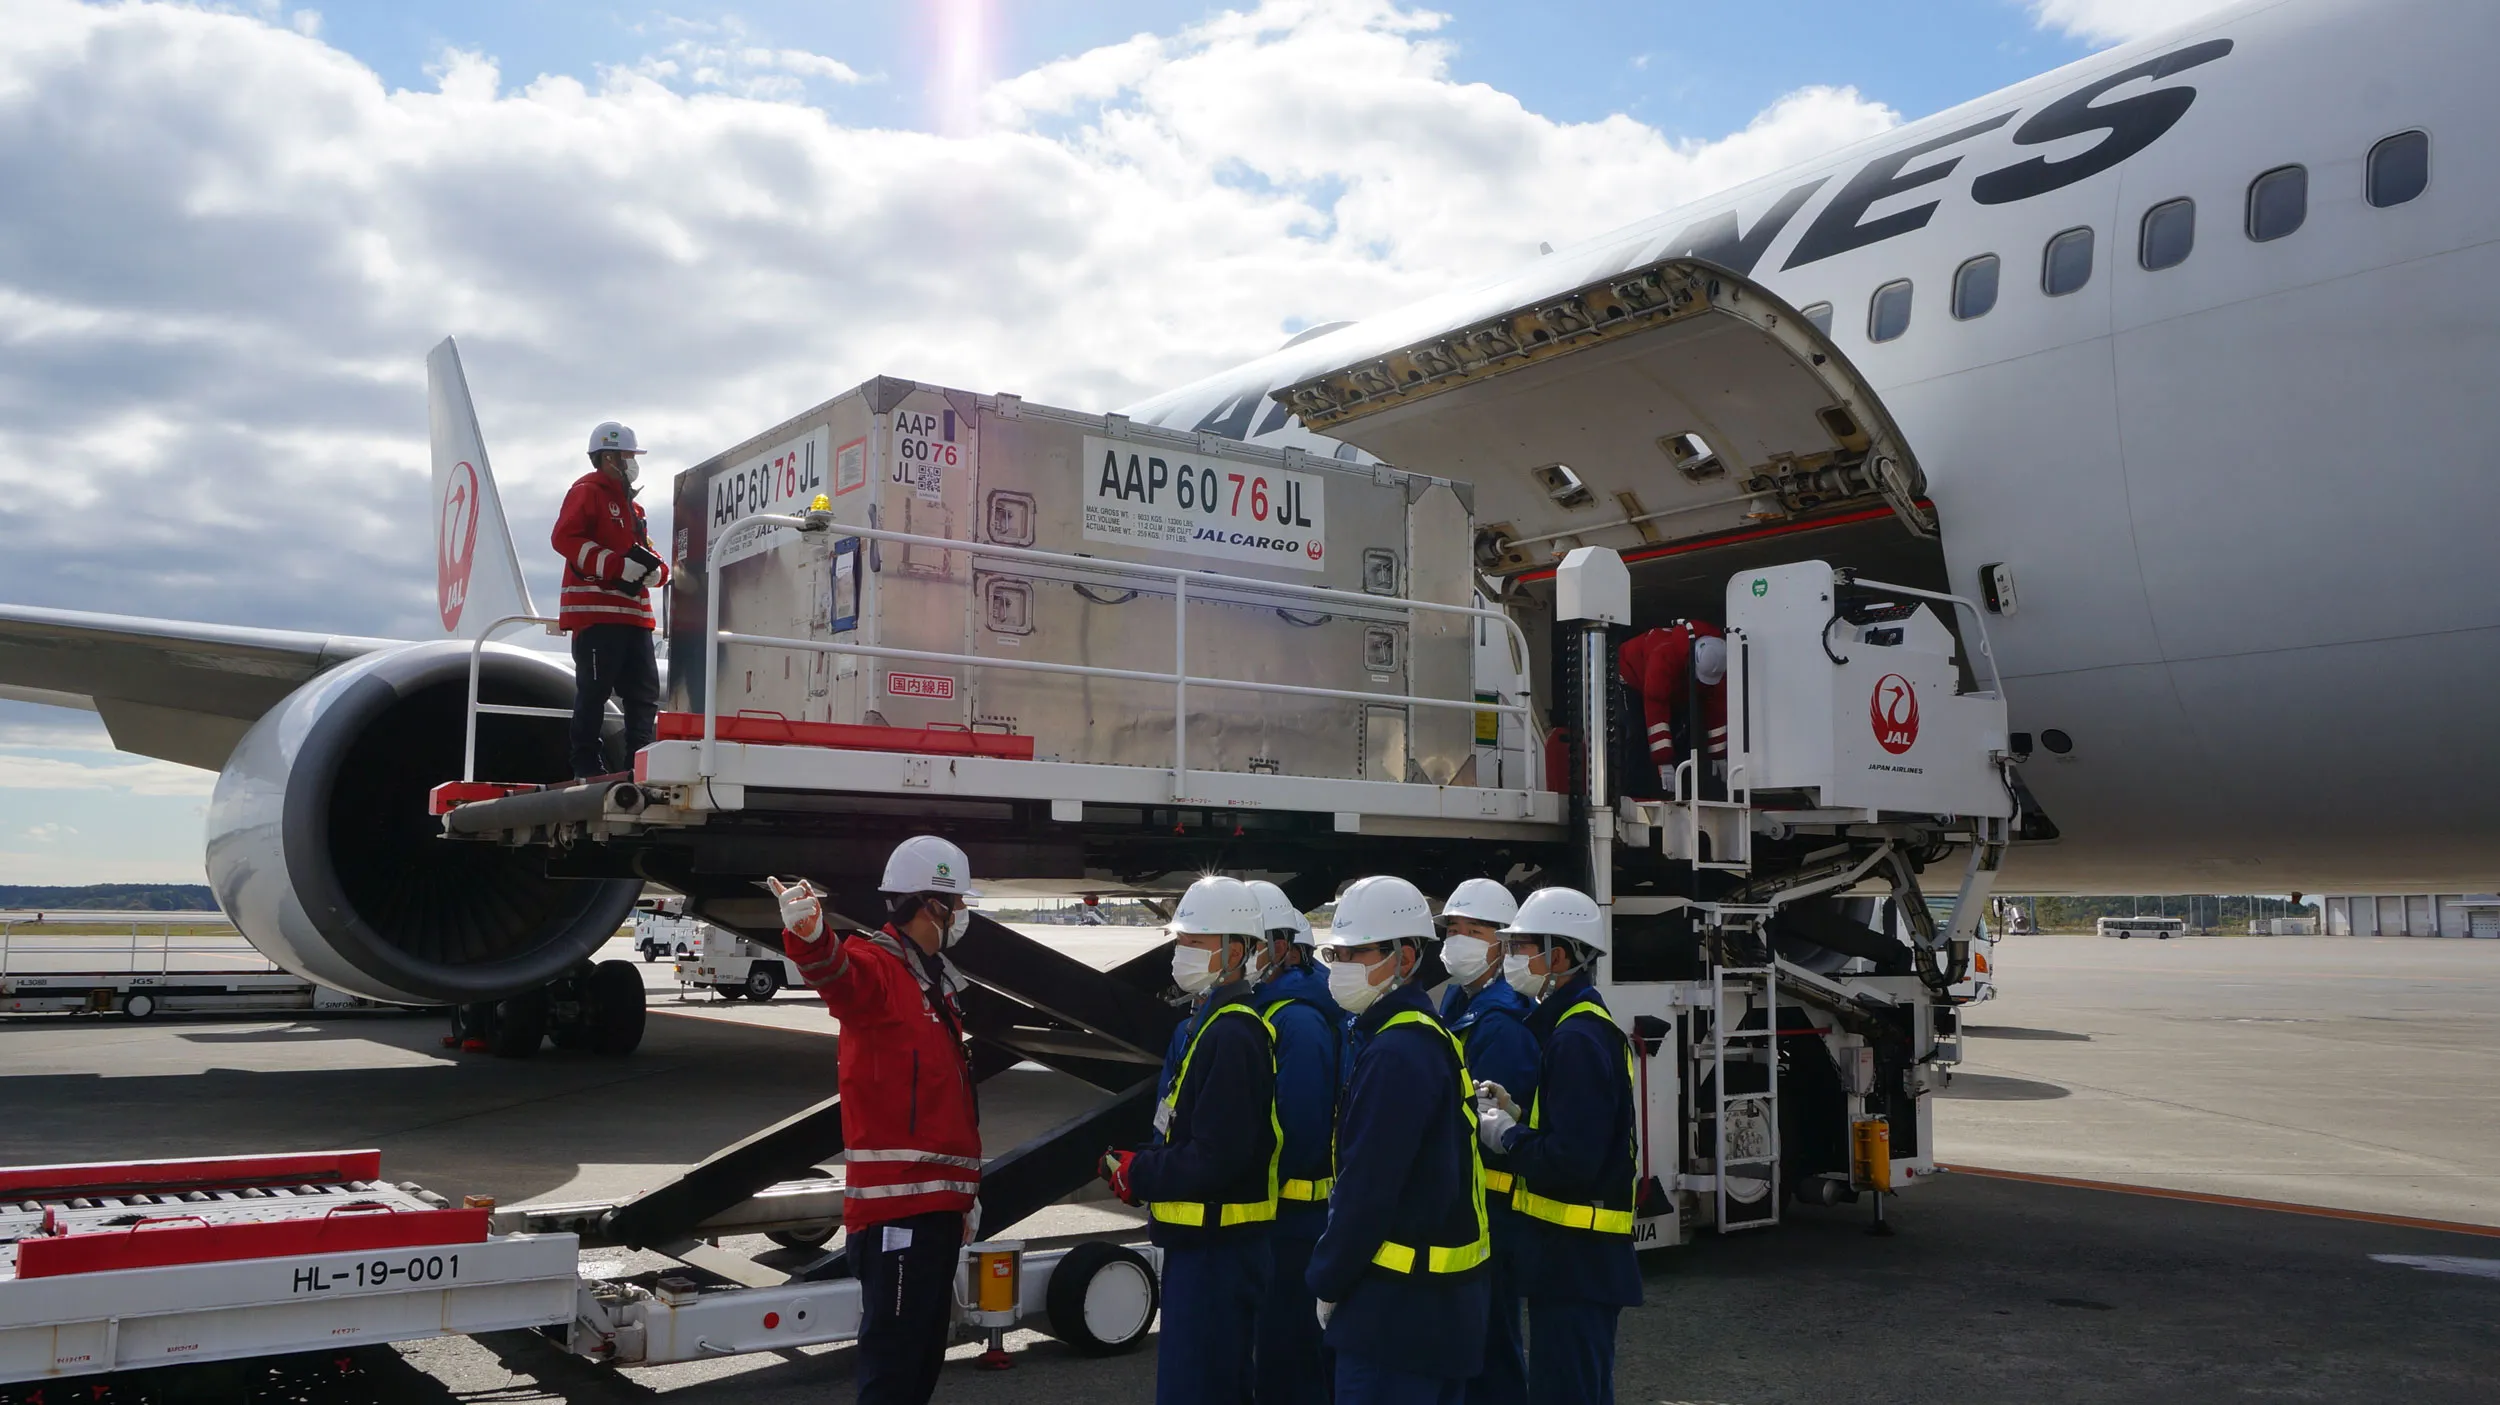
666 376 1481 785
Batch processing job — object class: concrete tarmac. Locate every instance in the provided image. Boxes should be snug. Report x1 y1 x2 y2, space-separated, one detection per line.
3 933 2496 1402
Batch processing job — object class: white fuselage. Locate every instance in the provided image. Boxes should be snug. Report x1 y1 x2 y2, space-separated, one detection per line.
1124 0 2500 893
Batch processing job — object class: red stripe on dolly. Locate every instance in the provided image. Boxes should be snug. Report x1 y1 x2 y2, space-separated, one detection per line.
15 1207 489 1278
1513 501 1923 583
655 711 1036 760
0 1150 383 1199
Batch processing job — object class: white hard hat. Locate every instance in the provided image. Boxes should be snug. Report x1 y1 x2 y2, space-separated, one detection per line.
1171 876 1264 938
1327 875 1436 947
1505 886 1608 953
1693 633 1727 687
1440 878 1519 928
1247 880 1315 946
880 835 977 896
588 421 645 456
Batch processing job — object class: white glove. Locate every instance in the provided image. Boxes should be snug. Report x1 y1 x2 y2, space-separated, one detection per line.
617 556 654 585
769 877 824 942
1475 1080 1518 1120
1315 1300 1336 1329
1477 1102 1518 1154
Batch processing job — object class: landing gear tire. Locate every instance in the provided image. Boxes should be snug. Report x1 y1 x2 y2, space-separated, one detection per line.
744 966 781 1001
1044 1241 1158 1356
489 991 547 1058
766 1225 837 1250
587 960 646 1056
124 993 155 1020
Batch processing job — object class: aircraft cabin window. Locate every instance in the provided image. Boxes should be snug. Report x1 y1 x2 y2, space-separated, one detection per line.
1952 254 1999 320
2368 130 2429 207
1868 281 1913 343
2042 227 2094 296
1800 301 1834 336
2139 198 2195 271
2247 164 2308 241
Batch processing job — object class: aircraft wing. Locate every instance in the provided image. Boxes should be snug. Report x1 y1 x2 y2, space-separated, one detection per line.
0 604 398 770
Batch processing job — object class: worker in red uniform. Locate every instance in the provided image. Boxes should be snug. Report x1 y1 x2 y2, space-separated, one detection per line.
551 421 669 778
1616 620 1726 796
771 835 983 1405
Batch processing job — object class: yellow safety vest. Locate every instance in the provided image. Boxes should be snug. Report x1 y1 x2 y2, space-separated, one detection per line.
1510 999 1639 1236
1261 998 1333 1203
1358 1009 1492 1275
1148 1001 1283 1229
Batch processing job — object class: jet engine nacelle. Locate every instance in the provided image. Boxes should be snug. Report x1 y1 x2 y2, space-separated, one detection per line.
207 641 640 1005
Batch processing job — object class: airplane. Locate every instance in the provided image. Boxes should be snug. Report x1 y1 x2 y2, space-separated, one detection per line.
0 0 2489 1019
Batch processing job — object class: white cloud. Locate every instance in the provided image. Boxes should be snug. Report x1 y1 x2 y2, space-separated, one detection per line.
2029 0 2248 46
0 0 1891 650
24 821 75 842
0 753 218 798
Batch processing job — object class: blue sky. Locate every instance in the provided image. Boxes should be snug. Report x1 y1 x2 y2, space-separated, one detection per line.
0 0 2194 882
312 1 2099 136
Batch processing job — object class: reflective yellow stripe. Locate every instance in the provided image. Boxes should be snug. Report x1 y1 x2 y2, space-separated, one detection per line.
1510 1187 1634 1233
1147 1000 1283 1231
1512 999 1640 1237
1481 1169 1515 1193
1280 1177 1333 1201
1359 1009 1492 1276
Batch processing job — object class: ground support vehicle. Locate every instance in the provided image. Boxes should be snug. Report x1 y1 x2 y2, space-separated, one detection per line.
0 924 393 1020
681 924 804 1001
434 330 2021 1248
633 897 701 962
0 1151 578 1387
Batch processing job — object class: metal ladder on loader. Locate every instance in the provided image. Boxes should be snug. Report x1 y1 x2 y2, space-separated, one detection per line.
1709 965 1781 1232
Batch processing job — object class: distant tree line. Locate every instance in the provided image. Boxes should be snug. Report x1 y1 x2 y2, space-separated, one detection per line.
0 883 218 911
2002 894 2319 933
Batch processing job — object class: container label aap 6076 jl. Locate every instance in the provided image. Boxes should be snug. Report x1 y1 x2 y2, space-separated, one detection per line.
1080 435 1327 573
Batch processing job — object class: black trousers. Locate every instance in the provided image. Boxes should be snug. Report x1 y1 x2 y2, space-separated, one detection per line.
850 1210 964 1405
568 623 660 778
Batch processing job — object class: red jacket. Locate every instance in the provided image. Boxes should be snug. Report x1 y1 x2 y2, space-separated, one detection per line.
1620 621 1727 789
785 924 982 1231
551 469 670 632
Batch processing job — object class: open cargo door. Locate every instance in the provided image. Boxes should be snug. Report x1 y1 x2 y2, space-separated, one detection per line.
1273 258 1934 587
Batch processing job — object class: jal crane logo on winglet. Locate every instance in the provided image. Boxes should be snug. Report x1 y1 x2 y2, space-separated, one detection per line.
1871 674 1919 755
439 460 481 631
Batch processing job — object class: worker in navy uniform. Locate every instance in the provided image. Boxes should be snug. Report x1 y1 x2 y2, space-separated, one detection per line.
1435 879 1536 1405
1475 887 1642 1405
1247 879 1342 1404
1310 875 1491 1405
1099 875 1279 1405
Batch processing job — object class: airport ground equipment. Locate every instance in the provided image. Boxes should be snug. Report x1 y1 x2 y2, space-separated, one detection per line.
680 923 803 1001
0 920 391 1020
435 350 2017 1247
632 895 700 961
0 1151 577 1387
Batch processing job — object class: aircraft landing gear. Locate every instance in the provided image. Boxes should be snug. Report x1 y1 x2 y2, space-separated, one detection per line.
449 960 647 1058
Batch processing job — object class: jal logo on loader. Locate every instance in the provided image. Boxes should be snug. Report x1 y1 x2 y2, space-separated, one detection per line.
1871 674 1919 755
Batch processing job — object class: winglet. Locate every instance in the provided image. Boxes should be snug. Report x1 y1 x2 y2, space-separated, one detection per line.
428 337 540 638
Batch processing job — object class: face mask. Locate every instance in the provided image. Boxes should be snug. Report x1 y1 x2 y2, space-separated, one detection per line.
1172 944 1220 996
1441 934 1492 985
621 457 641 487
1502 951 1546 999
943 904 970 948
1328 956 1391 1014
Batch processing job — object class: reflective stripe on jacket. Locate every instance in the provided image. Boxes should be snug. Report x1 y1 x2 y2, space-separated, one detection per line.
1503 975 1644 1307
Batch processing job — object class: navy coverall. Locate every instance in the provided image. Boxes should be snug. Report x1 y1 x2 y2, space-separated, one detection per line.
1498 974 1642 1405
1440 977 1540 1405
1129 980 1278 1405
1310 981 1490 1405
1253 960 1346 1404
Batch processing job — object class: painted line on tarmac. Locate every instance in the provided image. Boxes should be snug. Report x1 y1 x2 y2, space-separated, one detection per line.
1940 1164 2500 1239
2370 1254 2500 1279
